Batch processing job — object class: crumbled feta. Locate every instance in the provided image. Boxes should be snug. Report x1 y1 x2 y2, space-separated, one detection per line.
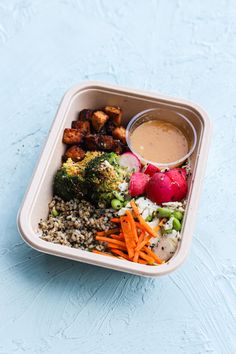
162 201 185 211
118 182 128 192
118 197 159 219
163 216 174 230
165 229 179 239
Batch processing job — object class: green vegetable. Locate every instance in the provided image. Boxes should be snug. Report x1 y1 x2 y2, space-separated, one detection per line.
51 207 59 217
113 191 124 202
162 228 173 234
173 210 183 220
172 217 182 231
156 207 172 218
53 152 100 201
145 215 153 222
123 199 130 207
53 168 85 201
85 152 129 206
111 199 123 210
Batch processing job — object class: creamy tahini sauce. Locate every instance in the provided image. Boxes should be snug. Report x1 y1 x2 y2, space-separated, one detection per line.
130 120 189 163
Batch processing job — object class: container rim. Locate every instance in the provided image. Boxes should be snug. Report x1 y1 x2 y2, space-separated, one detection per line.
126 108 197 168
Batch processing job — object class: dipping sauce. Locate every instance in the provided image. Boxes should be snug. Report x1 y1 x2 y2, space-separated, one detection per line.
130 120 189 164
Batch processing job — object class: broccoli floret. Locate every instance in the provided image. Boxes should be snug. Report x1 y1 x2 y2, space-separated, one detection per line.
53 152 101 201
53 168 85 201
84 152 128 206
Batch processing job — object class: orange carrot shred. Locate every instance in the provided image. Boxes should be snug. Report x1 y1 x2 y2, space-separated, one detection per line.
153 218 166 233
126 210 138 243
138 259 148 264
96 228 120 236
139 251 155 264
95 236 126 247
133 231 145 263
110 234 125 241
110 218 121 223
120 216 135 259
143 246 163 264
135 235 152 252
130 200 156 237
107 242 127 251
110 249 130 260
92 250 115 257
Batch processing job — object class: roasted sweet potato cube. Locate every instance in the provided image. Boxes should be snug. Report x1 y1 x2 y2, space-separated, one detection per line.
78 109 93 121
91 111 109 132
112 126 126 144
71 120 90 135
63 129 83 144
104 106 122 126
64 146 85 161
84 134 99 150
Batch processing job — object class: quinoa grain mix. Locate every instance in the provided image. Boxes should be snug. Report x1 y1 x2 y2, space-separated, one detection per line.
39 196 116 252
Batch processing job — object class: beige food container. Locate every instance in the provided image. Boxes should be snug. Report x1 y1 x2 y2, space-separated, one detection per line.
17 82 212 277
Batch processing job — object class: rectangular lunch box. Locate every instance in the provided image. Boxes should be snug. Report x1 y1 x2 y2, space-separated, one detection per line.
17 82 212 277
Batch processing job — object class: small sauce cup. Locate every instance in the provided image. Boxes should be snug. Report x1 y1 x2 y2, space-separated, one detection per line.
126 108 197 169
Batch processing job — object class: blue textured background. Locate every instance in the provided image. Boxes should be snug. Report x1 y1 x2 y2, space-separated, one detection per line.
0 1 236 353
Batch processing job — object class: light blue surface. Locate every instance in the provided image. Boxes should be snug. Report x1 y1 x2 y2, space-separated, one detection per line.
0 1 235 353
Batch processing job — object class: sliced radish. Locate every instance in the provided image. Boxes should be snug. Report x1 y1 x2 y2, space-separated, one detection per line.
119 152 141 172
129 172 149 197
166 168 188 201
146 172 173 204
143 164 160 177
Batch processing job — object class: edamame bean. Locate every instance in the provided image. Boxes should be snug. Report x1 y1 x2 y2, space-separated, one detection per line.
163 229 173 234
52 207 59 217
173 210 183 220
123 199 130 207
172 217 181 231
145 215 153 222
113 191 124 202
157 207 172 218
111 199 123 210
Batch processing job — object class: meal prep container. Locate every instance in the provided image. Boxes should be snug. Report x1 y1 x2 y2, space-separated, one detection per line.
17 82 212 277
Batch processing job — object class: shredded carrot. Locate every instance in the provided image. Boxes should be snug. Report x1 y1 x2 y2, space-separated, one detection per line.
153 218 166 233
126 210 138 243
130 200 156 237
110 218 121 223
138 259 148 265
139 251 155 264
96 228 120 236
133 251 139 263
92 250 115 257
95 236 126 247
94 202 166 266
110 234 125 240
120 216 135 258
143 246 163 264
137 231 145 245
110 249 130 260
107 242 127 251
135 235 152 252
133 231 145 263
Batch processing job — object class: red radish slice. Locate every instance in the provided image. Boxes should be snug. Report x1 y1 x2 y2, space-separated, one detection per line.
129 172 149 197
146 172 173 204
143 164 160 176
119 152 141 172
166 168 188 201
